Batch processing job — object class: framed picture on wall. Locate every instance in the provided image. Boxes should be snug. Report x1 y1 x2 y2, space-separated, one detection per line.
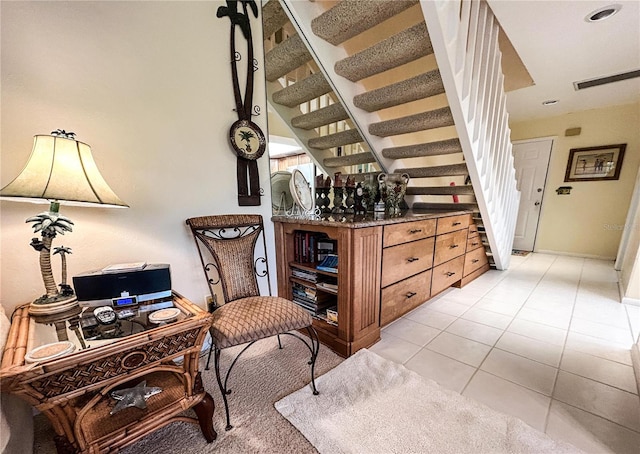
564 144 626 182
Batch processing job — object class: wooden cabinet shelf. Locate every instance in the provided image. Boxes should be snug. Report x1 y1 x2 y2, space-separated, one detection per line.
273 212 489 357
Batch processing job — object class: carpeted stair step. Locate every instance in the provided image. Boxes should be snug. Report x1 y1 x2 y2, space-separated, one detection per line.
354 70 444 112
308 129 362 150
335 22 432 82
265 33 312 82
403 163 468 179
413 202 479 211
382 138 462 159
291 104 349 130
271 73 332 108
406 185 475 196
369 107 454 137
311 0 418 46
263 0 289 38
324 152 376 168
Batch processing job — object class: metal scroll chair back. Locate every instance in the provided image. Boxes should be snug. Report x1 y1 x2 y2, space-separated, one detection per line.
186 214 319 431
190 215 265 303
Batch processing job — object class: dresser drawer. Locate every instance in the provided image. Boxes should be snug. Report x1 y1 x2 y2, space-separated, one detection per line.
380 270 432 326
383 219 437 248
381 237 435 288
431 256 464 295
436 214 469 235
433 229 468 267
467 223 480 238
466 235 483 252
464 246 489 276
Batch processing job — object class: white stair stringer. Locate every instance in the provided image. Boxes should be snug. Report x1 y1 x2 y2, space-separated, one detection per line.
267 80 351 176
420 0 520 270
278 0 400 175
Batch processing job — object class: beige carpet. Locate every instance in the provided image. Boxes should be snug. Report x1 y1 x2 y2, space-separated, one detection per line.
276 349 583 454
33 335 342 453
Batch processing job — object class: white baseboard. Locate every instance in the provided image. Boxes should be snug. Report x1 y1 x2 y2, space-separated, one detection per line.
631 343 640 396
622 296 640 307
534 250 616 261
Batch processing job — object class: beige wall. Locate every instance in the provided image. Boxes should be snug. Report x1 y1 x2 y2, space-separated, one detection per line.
1 1 273 315
510 102 640 259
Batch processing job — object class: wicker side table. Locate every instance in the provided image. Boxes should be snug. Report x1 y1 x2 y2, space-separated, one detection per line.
0 292 216 454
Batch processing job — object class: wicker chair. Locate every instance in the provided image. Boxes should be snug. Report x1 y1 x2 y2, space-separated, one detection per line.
186 214 319 430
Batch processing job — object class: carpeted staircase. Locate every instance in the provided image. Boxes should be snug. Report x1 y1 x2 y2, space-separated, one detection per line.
264 0 520 269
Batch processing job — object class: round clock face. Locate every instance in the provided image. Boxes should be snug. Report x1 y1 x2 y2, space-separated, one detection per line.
290 169 313 212
229 120 266 160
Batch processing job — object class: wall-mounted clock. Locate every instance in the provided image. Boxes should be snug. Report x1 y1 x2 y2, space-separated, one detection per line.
229 119 266 161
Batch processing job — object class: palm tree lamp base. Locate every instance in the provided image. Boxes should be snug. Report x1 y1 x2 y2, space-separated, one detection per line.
29 294 79 316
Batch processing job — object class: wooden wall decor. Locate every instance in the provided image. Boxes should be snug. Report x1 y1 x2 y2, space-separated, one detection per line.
218 0 264 206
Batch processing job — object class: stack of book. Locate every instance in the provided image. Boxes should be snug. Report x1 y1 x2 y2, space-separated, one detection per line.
317 254 338 273
293 232 336 264
292 282 332 315
291 267 317 282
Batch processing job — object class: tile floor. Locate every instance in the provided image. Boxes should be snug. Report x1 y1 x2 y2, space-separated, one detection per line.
369 253 640 454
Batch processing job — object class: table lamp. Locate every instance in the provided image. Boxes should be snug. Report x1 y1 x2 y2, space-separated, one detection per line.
0 129 128 315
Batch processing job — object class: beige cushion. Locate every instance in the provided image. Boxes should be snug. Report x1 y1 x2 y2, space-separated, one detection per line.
210 296 312 349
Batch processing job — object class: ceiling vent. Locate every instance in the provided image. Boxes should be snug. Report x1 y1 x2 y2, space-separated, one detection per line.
574 69 640 90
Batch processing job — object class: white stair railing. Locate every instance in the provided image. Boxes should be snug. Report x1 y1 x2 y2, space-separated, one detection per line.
421 0 520 270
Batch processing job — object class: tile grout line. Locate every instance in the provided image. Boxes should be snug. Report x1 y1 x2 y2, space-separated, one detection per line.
543 256 584 435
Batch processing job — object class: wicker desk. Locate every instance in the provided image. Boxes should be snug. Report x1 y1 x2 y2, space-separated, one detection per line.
0 292 216 454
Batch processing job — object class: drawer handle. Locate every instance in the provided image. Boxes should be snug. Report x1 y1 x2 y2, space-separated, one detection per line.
471 242 479 246
409 229 423 234
406 257 420 263
472 259 479 263
453 222 462 226
449 244 459 249
445 271 456 277
405 291 417 298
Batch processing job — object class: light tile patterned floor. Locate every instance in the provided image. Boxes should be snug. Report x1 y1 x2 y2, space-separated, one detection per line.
370 253 640 454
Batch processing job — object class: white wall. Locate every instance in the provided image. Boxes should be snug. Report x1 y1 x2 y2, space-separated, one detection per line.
1 1 274 314
510 102 640 259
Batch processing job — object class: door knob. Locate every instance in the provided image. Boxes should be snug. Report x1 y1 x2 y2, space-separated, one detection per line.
534 201 541 206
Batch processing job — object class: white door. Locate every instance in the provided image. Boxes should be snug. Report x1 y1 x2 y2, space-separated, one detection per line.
512 138 553 251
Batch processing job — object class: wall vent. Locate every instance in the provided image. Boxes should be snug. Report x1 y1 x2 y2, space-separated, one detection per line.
574 69 640 90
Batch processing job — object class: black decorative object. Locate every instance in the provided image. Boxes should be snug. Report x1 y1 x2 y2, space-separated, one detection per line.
218 0 263 206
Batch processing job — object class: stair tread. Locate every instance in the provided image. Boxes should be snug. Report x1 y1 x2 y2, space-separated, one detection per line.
324 152 376 168
413 202 478 211
311 0 418 46
335 22 432 82
370 107 454 137
406 186 475 195
271 73 332 108
382 138 462 159
354 70 444 112
263 0 289 38
308 129 362 149
403 163 468 178
265 33 311 82
291 104 349 130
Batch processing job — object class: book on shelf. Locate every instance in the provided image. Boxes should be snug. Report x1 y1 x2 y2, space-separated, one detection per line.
291 268 317 283
316 281 338 292
316 254 338 273
293 231 335 264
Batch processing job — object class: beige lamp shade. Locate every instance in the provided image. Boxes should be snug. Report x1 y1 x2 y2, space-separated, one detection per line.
0 134 128 207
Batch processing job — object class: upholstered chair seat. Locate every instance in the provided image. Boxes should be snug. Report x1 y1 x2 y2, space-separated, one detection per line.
209 296 312 349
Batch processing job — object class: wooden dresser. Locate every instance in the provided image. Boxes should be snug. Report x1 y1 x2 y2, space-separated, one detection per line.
273 211 489 357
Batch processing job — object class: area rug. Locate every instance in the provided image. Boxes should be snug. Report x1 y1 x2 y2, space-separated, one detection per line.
276 349 582 454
